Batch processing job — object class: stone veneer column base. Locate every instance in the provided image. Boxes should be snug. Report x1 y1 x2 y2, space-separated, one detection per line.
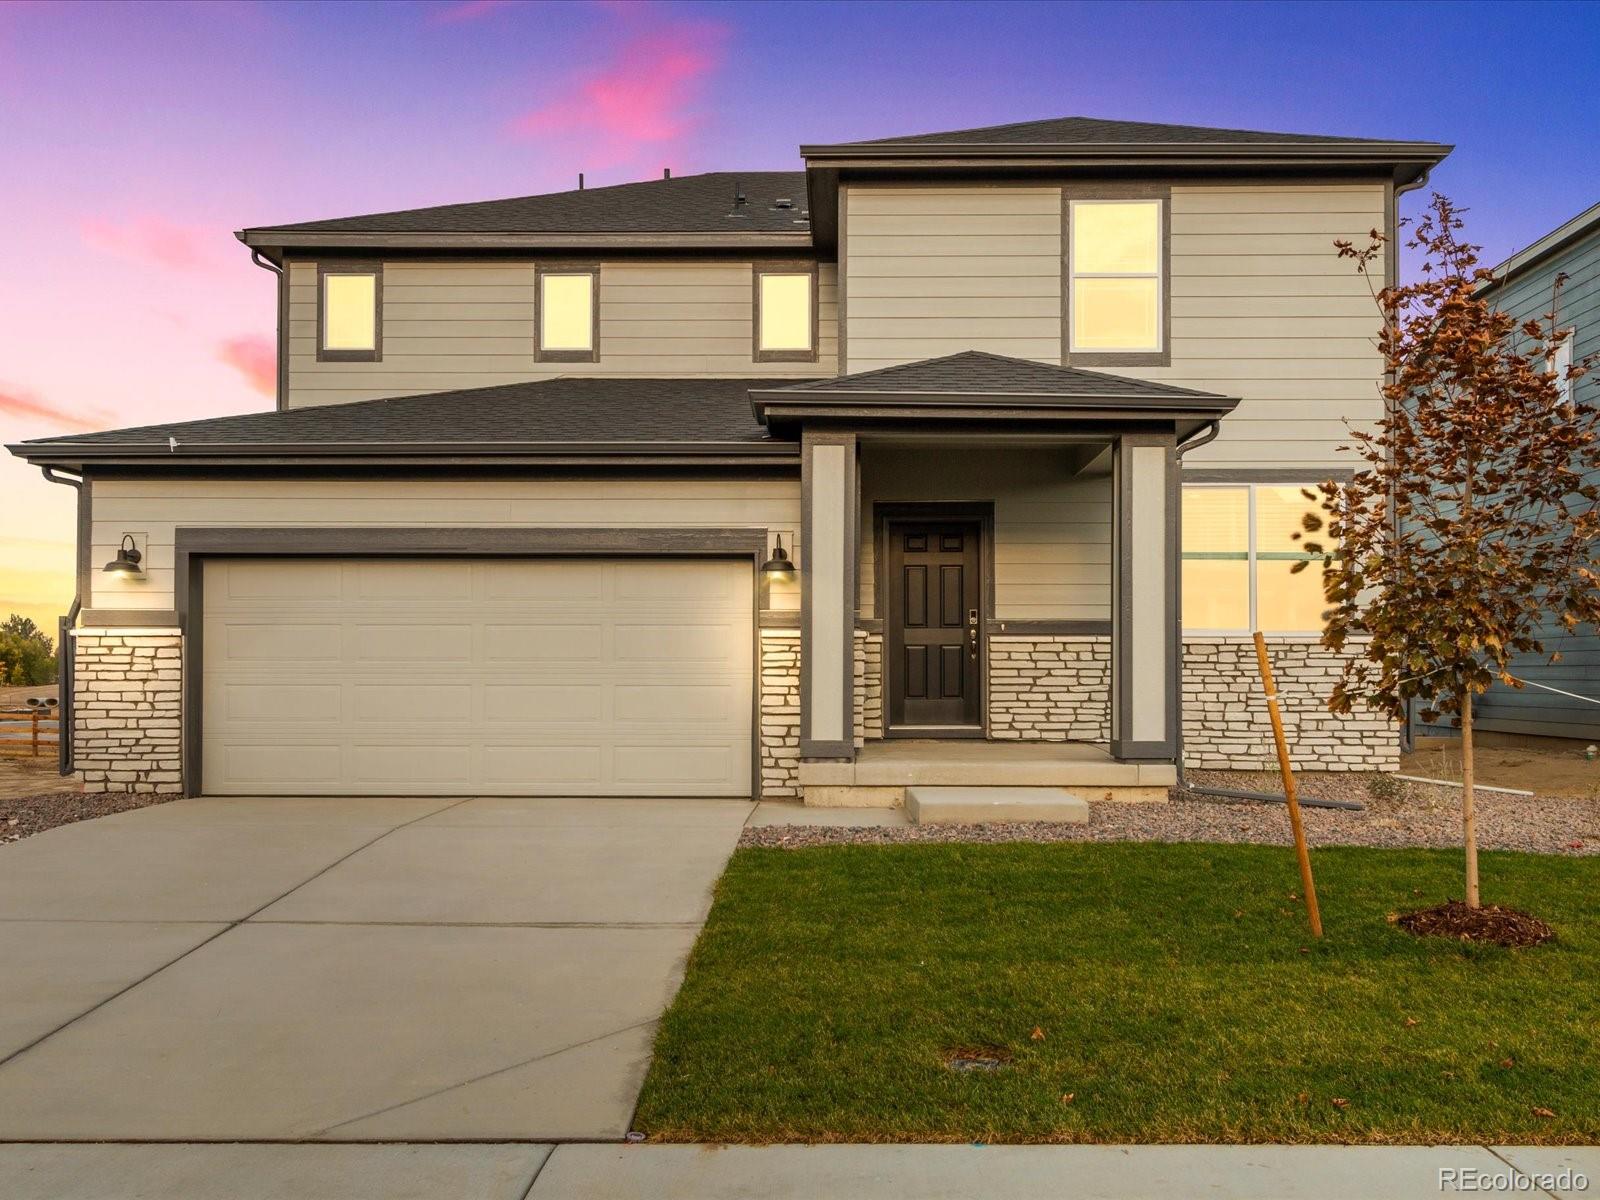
759 628 801 799
73 631 184 795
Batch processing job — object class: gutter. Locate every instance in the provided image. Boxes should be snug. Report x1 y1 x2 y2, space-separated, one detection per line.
40 467 82 776
1170 421 1363 812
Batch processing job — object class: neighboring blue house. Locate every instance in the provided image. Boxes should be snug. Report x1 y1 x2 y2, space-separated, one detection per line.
1413 202 1600 743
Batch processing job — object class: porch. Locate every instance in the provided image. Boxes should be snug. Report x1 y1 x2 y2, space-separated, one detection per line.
751 350 1240 807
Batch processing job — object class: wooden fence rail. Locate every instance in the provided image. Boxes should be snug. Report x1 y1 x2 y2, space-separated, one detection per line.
0 709 60 758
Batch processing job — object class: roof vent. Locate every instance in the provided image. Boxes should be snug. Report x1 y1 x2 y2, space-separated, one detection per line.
663 168 671 180
774 197 793 209
734 179 746 206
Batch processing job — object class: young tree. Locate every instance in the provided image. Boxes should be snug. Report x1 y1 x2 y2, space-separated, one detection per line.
1301 194 1600 909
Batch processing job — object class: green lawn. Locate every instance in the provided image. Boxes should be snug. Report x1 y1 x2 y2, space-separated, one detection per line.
634 843 1600 1144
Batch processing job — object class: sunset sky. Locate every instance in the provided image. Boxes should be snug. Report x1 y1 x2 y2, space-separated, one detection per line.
3 0 1598 637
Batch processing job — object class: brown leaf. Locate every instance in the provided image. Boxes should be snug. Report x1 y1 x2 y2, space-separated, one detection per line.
1403 1017 1419 1028
1500 1057 1515 1069
1297 1091 1310 1106
1532 1106 1556 1118
1030 1026 1045 1041
1060 1092 1075 1104
1331 1097 1350 1109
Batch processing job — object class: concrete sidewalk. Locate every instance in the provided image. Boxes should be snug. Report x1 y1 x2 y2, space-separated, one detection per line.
2 1143 1595 1199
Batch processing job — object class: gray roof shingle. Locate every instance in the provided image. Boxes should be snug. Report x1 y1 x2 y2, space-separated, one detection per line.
770 351 1228 400
248 172 809 236
22 378 789 449
835 115 1408 147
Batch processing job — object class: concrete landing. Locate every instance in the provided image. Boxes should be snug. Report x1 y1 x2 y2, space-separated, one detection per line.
906 786 1089 825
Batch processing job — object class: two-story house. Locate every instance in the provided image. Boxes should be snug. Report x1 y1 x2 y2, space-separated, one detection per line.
11 116 1452 806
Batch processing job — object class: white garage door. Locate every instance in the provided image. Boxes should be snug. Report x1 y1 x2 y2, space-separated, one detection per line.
201 557 753 797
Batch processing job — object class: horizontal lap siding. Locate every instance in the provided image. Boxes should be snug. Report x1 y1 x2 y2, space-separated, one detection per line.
845 187 1063 372
842 180 1389 473
90 477 801 613
1435 225 1600 738
1112 183 1388 472
858 447 1111 621
286 261 838 408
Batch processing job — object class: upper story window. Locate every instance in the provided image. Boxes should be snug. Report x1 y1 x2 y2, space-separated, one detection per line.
1068 198 1164 359
755 265 817 362
537 266 598 362
318 264 381 362
1181 483 1332 634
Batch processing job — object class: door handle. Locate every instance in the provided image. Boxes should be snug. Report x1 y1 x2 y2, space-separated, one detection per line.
967 608 978 660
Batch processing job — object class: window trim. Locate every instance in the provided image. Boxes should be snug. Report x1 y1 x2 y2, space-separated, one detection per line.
316 261 383 363
1061 184 1171 368
753 261 819 363
1181 481 1328 636
535 263 600 363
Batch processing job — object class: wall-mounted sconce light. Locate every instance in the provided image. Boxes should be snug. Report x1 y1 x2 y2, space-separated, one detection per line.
761 534 795 580
103 534 144 578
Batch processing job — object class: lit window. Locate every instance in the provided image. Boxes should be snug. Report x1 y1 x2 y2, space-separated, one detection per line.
320 268 379 358
1181 484 1331 634
539 270 596 358
756 269 815 359
1070 201 1161 353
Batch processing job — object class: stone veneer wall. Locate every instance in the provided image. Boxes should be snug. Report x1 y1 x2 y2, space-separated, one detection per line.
1183 637 1397 772
73 631 184 794
989 636 1110 741
983 634 1396 772
761 626 883 801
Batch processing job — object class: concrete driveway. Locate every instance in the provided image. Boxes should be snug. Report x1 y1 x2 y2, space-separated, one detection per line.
0 794 751 1141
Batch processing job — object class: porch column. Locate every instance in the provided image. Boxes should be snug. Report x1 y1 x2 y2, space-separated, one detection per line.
1110 430 1179 761
800 428 858 759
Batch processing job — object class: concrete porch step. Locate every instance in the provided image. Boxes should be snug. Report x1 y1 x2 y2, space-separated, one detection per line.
905 786 1089 825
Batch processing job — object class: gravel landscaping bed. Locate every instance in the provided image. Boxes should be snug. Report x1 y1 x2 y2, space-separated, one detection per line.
740 771 1600 855
1 790 177 845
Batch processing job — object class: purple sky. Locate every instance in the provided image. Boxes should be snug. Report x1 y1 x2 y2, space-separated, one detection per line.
3 0 1597 632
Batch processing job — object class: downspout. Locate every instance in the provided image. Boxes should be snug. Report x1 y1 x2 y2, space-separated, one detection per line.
1171 421 1362 811
41 467 82 776
249 249 286 410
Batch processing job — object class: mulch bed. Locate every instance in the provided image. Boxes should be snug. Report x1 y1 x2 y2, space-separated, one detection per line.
1395 900 1557 948
1 791 178 845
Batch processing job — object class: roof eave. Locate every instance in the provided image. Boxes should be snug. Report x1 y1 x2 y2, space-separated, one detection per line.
750 391 1241 431
235 229 817 252
7 440 799 470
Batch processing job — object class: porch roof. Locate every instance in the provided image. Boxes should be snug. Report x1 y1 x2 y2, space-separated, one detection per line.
749 351 1239 438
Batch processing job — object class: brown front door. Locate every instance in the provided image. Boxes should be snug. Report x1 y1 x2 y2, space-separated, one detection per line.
886 518 982 732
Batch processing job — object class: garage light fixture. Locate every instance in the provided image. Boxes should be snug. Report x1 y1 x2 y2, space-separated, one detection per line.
761 535 795 579
103 535 144 578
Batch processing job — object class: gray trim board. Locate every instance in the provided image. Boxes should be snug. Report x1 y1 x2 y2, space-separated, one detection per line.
752 260 820 363
758 610 802 628
175 526 768 799
534 263 601 363
837 183 848 373
1182 468 1356 483
988 619 1111 637
1060 182 1173 368
315 261 383 363
1110 430 1179 762
80 609 181 628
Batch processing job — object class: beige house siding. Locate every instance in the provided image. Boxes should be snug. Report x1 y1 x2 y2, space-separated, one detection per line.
89 477 801 613
842 179 1387 473
285 260 839 407
844 185 1064 374
858 446 1111 622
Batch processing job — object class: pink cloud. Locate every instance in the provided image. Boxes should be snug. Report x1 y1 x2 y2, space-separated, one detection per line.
0 386 107 433
218 335 276 397
506 14 728 171
80 215 227 274
428 0 510 25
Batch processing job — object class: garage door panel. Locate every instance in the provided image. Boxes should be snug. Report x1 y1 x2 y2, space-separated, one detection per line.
486 684 606 723
202 558 752 796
